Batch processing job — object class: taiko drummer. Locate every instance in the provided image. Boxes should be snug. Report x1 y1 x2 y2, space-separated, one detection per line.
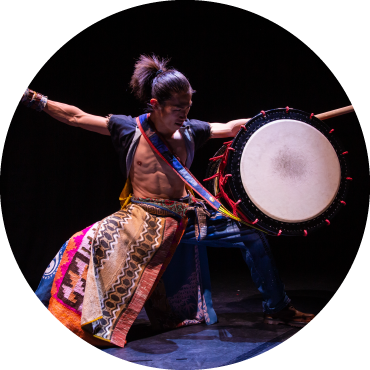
22 54 314 348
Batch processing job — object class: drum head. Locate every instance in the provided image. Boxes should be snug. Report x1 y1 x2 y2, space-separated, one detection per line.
240 119 341 222
225 108 350 236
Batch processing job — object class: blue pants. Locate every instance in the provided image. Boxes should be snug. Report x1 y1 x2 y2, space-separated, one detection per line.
179 210 290 314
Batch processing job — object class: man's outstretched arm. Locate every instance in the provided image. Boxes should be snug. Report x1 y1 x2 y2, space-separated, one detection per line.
209 119 250 139
44 100 110 135
22 88 110 136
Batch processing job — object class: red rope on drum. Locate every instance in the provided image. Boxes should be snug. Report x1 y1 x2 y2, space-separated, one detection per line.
342 151 348 155
212 140 257 226
340 200 346 206
303 230 308 237
223 140 233 145
241 125 247 131
209 154 224 161
220 175 239 218
229 199 257 225
223 174 232 183
325 219 331 225
261 110 266 117
277 230 282 236
346 177 353 181
286 106 290 112
203 173 219 182
329 129 334 134
310 113 314 119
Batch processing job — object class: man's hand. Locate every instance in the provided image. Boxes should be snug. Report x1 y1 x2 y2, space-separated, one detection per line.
21 88 48 111
22 88 110 136
209 119 250 139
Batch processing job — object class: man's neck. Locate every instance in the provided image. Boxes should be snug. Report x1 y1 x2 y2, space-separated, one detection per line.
149 112 177 140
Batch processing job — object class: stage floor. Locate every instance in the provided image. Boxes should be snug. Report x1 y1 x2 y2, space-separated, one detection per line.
102 269 338 369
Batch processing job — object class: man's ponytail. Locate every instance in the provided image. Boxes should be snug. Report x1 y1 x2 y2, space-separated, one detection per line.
130 54 194 111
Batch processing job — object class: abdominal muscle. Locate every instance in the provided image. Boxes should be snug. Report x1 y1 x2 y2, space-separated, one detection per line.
129 135 188 199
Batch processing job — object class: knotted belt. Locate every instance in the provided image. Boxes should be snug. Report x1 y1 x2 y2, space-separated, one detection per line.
131 194 210 241
185 200 211 241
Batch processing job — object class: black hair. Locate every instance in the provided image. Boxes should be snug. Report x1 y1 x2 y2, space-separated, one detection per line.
130 54 195 111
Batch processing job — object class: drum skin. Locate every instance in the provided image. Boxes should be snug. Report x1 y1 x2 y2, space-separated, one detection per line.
205 108 350 236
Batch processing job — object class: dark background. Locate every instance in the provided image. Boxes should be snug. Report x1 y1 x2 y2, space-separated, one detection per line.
1 1 369 291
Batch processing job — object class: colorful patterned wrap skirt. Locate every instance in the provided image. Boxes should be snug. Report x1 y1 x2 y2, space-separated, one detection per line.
35 196 215 348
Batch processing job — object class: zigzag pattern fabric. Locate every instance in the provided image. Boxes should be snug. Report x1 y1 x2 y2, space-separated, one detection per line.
43 200 209 348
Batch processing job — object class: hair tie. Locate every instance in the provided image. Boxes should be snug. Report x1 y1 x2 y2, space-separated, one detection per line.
155 69 163 77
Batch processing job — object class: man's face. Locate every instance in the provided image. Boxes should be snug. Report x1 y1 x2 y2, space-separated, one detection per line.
155 91 192 133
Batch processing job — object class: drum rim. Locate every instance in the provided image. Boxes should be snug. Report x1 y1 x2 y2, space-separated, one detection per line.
225 108 350 236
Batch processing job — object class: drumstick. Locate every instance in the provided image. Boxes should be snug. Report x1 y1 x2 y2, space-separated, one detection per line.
315 105 354 120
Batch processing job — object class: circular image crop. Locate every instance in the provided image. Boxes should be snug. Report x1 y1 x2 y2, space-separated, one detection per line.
1 1 369 369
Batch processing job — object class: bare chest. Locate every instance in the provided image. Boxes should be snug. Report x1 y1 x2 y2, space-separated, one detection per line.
132 133 187 173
